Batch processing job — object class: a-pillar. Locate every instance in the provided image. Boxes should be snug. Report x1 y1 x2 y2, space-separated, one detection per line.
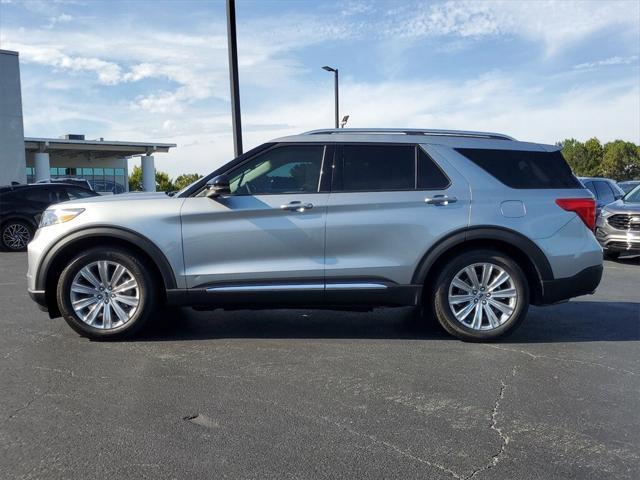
141 154 155 192
34 152 50 182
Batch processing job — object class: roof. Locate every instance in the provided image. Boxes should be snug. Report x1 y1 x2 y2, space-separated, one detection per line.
271 128 557 151
24 137 176 159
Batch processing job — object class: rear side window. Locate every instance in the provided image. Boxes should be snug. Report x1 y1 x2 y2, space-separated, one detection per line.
456 148 582 189
594 181 615 203
336 144 415 191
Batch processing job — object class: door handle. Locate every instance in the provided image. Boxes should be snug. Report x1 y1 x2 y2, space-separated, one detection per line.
280 201 313 212
425 195 457 206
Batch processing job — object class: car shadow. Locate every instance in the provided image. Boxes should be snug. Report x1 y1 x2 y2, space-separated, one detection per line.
133 300 639 343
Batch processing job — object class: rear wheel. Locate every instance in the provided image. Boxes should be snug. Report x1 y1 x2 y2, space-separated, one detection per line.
1 220 33 251
57 247 157 340
432 249 529 341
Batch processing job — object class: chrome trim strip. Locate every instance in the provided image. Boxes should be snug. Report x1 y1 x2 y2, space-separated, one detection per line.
206 284 324 292
206 282 389 293
326 283 388 290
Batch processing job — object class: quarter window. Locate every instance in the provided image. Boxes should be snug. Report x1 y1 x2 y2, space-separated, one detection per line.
417 148 450 190
594 181 615 204
228 145 325 195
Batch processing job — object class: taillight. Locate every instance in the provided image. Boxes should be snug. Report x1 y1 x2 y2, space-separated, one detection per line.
555 198 596 231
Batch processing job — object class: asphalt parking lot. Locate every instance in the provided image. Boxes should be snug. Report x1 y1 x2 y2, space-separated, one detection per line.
1 252 638 479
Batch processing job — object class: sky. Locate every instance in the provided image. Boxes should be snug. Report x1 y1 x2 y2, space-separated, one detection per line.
0 0 639 177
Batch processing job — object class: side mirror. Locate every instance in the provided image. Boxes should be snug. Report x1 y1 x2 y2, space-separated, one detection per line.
205 175 231 198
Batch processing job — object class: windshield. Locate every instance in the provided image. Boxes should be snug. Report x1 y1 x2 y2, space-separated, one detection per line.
624 184 640 203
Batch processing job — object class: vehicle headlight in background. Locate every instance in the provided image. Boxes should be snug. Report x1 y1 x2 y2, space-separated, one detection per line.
39 208 85 228
599 208 613 218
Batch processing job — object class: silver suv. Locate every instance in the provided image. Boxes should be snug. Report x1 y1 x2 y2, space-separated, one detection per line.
27 129 603 341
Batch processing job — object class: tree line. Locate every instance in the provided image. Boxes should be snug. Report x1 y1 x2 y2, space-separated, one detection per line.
128 165 202 192
128 138 640 192
558 138 640 181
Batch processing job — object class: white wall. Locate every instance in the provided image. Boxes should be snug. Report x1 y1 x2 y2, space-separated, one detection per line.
0 50 26 185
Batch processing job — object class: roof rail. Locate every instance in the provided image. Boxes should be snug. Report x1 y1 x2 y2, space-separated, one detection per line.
302 128 515 141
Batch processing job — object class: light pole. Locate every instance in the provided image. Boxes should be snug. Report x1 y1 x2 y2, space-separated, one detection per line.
226 0 243 156
322 66 339 129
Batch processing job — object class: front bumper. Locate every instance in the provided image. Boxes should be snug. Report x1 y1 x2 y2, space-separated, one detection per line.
539 264 603 305
595 218 640 254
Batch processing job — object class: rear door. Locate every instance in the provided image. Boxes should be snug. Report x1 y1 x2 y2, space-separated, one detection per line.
324 143 470 299
180 144 331 295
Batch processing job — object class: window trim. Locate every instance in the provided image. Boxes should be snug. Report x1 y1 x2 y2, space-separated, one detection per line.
329 142 451 193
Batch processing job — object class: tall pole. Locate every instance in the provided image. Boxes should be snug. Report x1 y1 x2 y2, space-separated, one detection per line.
334 69 339 129
226 0 243 156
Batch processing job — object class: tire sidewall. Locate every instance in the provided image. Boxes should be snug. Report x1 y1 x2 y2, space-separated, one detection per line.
1 220 33 251
433 250 529 341
57 247 156 339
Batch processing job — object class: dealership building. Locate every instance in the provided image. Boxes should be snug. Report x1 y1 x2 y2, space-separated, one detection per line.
0 49 175 193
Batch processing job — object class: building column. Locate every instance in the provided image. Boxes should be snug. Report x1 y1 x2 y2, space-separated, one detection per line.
141 154 155 192
34 152 50 182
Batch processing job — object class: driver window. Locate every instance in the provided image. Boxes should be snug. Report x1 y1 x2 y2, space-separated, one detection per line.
228 145 325 195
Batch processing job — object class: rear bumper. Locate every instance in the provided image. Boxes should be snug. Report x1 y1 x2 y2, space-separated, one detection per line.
539 264 603 305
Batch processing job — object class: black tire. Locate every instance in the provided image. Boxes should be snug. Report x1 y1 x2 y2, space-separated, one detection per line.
57 247 157 340
604 251 620 260
431 249 529 342
1 220 33 251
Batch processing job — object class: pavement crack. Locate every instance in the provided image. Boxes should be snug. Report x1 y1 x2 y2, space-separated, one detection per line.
465 366 516 479
487 345 637 376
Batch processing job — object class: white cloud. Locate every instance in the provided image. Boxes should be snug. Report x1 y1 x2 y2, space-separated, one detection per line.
574 55 639 70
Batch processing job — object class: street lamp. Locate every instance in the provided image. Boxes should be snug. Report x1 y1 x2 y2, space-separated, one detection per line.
322 65 339 129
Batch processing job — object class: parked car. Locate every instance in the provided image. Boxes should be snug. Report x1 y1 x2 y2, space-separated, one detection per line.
578 177 625 215
36 177 94 191
618 180 640 194
1 183 98 251
88 179 126 194
27 128 603 342
595 184 640 259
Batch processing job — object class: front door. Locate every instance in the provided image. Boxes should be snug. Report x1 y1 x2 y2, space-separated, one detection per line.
180 144 331 301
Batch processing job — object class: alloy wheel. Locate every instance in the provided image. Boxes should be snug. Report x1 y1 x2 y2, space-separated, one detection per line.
2 223 31 250
70 260 140 329
447 262 518 331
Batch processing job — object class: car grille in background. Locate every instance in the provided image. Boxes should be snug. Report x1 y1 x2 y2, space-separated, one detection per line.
607 214 640 231
607 241 640 251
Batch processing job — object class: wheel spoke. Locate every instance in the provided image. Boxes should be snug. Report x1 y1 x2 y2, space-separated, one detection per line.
449 294 474 305
71 282 99 295
112 278 136 293
451 278 473 293
488 299 514 316
113 294 138 307
80 267 101 288
83 302 103 325
110 301 129 322
490 288 517 299
72 296 99 309
103 303 112 329
487 271 509 292
483 304 500 328
471 303 483 329
464 266 480 289
454 301 476 321
97 261 110 287
480 264 493 289
111 265 126 287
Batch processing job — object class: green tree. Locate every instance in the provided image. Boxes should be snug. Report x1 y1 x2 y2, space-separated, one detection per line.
600 140 640 181
583 137 604 176
128 165 175 192
174 173 202 190
560 138 590 175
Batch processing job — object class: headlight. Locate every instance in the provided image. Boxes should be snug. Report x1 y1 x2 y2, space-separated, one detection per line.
39 208 85 228
599 208 613 218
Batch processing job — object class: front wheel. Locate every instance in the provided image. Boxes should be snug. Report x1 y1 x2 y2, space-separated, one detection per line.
432 249 529 342
57 247 157 340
